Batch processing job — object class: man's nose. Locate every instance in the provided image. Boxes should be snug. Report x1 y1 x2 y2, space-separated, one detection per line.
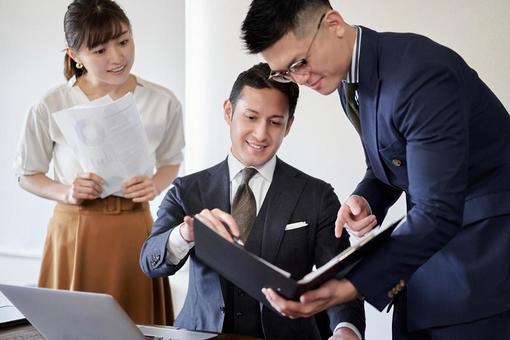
253 122 268 140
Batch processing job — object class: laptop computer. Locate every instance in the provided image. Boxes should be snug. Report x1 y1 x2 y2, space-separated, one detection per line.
0 291 26 328
0 284 215 340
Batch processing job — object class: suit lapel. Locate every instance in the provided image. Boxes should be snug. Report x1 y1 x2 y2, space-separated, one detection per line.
202 158 231 213
260 159 306 264
201 159 231 304
358 26 390 184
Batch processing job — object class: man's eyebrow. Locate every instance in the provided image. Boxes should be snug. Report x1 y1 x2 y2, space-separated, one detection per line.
244 108 260 114
273 58 300 73
269 113 285 119
286 56 303 69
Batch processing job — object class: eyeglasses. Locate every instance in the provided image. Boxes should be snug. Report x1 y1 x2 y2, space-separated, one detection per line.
268 13 325 83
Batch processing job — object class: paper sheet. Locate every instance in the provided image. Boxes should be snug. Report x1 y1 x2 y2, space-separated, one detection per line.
53 93 153 197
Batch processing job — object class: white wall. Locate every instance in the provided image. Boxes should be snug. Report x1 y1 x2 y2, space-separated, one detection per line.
1 1 509 339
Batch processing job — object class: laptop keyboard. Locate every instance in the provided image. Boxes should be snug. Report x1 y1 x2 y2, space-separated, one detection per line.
1 328 44 340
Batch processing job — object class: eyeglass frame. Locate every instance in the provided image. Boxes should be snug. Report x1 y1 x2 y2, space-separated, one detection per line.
268 13 326 83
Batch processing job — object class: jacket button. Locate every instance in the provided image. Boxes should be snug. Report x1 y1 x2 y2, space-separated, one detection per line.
392 159 402 167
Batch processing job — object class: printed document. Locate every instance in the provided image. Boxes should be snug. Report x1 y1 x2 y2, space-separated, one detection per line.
53 93 153 197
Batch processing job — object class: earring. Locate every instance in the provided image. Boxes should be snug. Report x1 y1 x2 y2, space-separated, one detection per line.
75 61 83 69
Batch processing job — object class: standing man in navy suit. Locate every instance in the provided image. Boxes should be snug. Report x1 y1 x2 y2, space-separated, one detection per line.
241 1 510 339
140 63 365 340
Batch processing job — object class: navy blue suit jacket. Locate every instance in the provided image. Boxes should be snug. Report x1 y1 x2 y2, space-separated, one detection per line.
140 158 365 339
342 27 510 331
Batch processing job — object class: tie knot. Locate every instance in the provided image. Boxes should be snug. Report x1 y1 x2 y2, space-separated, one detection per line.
241 167 258 185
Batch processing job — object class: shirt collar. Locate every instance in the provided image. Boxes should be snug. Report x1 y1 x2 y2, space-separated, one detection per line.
227 151 276 183
344 25 362 84
66 75 144 88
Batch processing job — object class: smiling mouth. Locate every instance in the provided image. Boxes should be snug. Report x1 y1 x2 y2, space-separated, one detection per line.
247 141 267 151
308 78 322 89
108 65 126 73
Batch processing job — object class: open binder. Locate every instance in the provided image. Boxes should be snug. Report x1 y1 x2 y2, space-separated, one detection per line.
194 216 403 308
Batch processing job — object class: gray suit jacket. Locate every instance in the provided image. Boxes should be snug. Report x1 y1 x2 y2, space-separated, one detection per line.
140 158 365 339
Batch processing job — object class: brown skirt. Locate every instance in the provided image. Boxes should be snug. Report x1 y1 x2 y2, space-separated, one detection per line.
38 196 173 325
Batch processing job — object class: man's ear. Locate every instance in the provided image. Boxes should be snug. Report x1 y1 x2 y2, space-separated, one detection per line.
223 99 233 125
324 9 346 38
284 115 294 136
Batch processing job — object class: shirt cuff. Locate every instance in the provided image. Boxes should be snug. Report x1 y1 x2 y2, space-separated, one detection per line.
165 223 194 265
334 322 362 340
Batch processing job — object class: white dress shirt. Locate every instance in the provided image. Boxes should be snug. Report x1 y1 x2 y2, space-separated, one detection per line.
14 76 184 185
165 151 275 264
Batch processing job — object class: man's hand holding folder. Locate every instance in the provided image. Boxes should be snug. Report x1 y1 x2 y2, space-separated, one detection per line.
180 208 243 245
194 211 403 317
262 276 359 319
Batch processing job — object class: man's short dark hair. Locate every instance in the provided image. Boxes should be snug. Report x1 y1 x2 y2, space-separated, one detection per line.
241 0 332 54
229 63 299 118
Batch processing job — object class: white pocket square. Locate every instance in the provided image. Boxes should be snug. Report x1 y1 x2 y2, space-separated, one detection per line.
284 221 308 231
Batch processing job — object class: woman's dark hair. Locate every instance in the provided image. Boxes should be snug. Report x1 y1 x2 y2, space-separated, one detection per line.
63 0 131 80
229 63 299 119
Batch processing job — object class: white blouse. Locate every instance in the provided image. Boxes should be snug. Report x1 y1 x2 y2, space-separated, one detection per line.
14 76 185 185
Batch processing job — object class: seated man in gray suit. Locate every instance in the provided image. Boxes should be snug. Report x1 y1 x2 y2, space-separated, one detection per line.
140 63 365 340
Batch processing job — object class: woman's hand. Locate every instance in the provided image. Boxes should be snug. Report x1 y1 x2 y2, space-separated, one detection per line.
65 172 104 205
122 175 160 202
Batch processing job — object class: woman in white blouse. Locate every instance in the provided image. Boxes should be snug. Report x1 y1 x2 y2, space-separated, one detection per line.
14 0 183 325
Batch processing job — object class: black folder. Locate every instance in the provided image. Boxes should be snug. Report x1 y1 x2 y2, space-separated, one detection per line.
194 216 403 308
